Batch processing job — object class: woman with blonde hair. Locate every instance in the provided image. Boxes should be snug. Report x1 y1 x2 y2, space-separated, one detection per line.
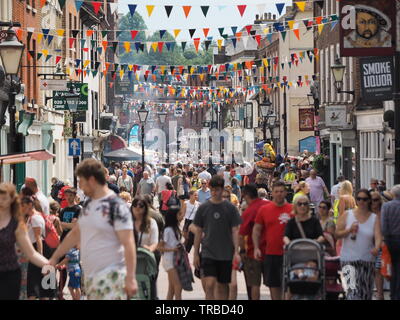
335 180 356 220
292 181 310 203
0 183 49 300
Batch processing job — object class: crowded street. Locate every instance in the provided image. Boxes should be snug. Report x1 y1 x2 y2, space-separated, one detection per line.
1 0 400 303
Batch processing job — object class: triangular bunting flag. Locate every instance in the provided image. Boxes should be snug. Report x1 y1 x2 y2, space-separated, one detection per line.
181 42 187 52
40 0 46 7
288 20 295 30
56 29 65 37
293 29 300 40
237 5 247 17
159 30 166 39
276 3 285 15
217 39 223 51
255 35 261 46
204 40 211 51
193 38 200 53
92 2 102 15
158 42 164 53
203 28 210 37
101 31 108 38
37 53 43 61
28 50 34 60
331 21 338 31
58 0 66 9
47 35 54 45
281 31 287 42
124 42 130 53
55 56 62 64
151 42 158 52
183 6 192 18
130 30 138 40
146 42 152 53
112 42 118 53
296 2 306 12
218 28 224 37
69 38 76 47
128 4 137 16
231 26 238 35
189 29 196 39
146 5 155 17
75 0 84 12
165 6 173 17
71 30 79 38
87 30 94 37
245 25 252 35
201 6 209 17
102 41 108 52
318 24 324 34
231 38 237 48
109 3 118 14
173 29 181 38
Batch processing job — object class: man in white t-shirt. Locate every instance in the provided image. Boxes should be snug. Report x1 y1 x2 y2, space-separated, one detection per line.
198 167 212 181
49 159 137 300
24 177 50 216
155 168 172 200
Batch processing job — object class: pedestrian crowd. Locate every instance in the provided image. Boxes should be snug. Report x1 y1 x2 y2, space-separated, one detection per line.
1 157 399 301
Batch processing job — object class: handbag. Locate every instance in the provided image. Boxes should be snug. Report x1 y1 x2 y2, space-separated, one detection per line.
381 243 392 279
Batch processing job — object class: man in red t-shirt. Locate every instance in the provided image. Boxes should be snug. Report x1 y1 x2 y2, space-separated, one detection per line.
239 184 269 300
253 180 293 300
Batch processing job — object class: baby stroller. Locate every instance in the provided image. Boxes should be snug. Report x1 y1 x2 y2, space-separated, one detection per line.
282 239 325 300
133 248 158 300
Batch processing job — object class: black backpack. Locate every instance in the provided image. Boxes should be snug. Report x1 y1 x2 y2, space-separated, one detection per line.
50 181 64 202
166 191 180 208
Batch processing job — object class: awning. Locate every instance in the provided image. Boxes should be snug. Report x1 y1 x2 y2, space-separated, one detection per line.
103 147 141 161
108 135 127 151
0 149 55 165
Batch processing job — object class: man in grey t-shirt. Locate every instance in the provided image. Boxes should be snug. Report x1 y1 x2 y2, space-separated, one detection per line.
136 171 155 196
193 175 241 300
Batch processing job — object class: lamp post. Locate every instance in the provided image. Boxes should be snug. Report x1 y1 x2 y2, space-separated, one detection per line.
137 102 149 170
0 27 25 183
177 126 183 162
331 56 355 96
259 98 272 142
267 113 277 145
158 111 168 163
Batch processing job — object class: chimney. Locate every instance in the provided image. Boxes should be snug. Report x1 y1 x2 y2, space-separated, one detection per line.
256 14 259 20
273 14 276 20
268 13 271 20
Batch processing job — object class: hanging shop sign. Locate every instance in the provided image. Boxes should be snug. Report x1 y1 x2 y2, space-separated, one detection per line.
299 136 316 153
299 108 315 131
360 56 394 101
325 106 347 127
340 0 396 57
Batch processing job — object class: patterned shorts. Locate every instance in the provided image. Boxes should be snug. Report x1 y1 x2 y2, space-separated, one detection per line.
85 266 127 300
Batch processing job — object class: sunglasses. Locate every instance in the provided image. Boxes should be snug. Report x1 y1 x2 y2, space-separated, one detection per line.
372 198 381 202
132 201 145 208
356 197 370 202
297 202 309 207
319 205 328 210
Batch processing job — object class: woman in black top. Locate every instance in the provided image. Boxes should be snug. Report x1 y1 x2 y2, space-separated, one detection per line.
283 195 325 245
0 183 49 300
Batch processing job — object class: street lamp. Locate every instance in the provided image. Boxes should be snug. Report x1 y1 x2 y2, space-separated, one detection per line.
259 98 272 142
177 126 183 162
0 27 24 183
158 111 168 163
267 113 277 146
331 56 355 95
138 102 149 169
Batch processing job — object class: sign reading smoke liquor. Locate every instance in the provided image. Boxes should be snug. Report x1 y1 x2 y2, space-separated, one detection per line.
340 0 396 57
360 56 394 101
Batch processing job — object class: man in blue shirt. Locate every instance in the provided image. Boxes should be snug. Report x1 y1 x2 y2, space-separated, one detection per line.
198 179 211 204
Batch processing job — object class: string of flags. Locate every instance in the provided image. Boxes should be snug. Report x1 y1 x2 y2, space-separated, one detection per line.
15 15 338 55
51 1 325 18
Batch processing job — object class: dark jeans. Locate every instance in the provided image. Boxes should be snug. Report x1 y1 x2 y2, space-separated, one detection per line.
386 236 400 300
0 268 21 300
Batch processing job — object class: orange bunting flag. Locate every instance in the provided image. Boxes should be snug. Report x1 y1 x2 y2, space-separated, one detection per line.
203 28 210 38
193 38 200 52
293 29 300 40
119 69 124 80
56 29 65 37
245 61 253 69
182 6 192 18
86 30 94 37
40 0 46 7
15 28 23 41
102 41 108 52
296 2 306 12
124 42 130 53
315 16 323 25
146 5 155 17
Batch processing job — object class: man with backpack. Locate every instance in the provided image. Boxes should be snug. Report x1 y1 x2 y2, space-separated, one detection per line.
58 188 81 299
49 159 137 300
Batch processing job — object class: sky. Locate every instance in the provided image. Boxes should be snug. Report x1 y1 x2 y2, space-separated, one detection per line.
117 0 293 41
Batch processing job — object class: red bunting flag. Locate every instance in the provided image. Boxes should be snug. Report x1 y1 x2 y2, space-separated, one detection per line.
245 25 252 35
237 5 247 17
92 2 102 15
158 42 164 53
102 41 108 52
255 35 261 46
40 0 47 7
130 30 139 40
69 38 76 48
87 30 94 37
203 28 210 38
55 56 62 64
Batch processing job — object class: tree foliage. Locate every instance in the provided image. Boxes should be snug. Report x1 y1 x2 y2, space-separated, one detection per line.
117 12 213 66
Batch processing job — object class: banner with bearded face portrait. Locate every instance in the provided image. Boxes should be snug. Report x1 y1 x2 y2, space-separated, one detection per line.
340 0 396 56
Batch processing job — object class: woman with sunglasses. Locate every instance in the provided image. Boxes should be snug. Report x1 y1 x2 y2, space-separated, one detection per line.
283 195 324 246
131 197 159 254
318 200 337 256
336 189 382 300
370 191 391 300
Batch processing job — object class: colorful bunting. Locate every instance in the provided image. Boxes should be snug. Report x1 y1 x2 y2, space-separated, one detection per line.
130 30 139 40
201 6 210 17
75 0 84 12
92 2 102 15
128 4 137 16
189 29 196 39
296 1 306 12
183 6 192 18
276 3 285 15
146 5 155 17
203 28 210 38
173 29 181 38
237 5 247 17
165 5 173 18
